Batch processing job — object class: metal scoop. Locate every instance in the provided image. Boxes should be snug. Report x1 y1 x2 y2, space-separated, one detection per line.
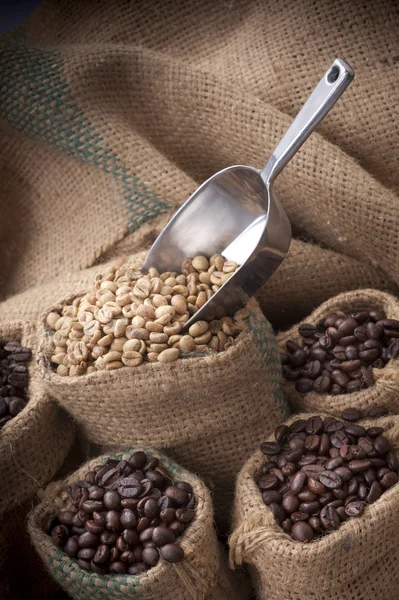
143 58 354 328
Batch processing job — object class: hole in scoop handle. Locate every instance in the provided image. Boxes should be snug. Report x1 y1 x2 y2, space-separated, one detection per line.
261 58 354 186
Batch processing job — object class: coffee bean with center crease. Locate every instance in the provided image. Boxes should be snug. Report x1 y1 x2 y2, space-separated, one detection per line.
258 414 399 543
258 473 279 491
282 310 398 395
320 505 340 530
319 471 343 489
260 442 282 456
50 451 193 573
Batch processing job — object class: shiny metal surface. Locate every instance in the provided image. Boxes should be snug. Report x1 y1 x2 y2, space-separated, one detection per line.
143 58 354 328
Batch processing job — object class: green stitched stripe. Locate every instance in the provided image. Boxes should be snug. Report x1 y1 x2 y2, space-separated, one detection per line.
247 306 291 417
0 41 170 232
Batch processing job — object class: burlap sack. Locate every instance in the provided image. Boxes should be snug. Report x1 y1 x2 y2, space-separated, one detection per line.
230 412 399 600
276 289 399 416
0 0 398 303
0 320 74 515
29 449 247 600
37 295 289 529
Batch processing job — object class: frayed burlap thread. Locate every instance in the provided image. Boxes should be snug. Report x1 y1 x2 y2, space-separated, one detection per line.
0 320 74 515
276 289 399 416
29 449 247 600
230 413 399 600
37 296 289 529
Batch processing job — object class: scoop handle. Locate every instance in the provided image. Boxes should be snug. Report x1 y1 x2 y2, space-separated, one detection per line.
261 58 354 186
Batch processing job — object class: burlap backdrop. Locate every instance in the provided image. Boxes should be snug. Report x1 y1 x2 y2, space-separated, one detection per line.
276 289 399 416
0 0 398 317
29 449 248 600
230 413 399 600
37 295 289 530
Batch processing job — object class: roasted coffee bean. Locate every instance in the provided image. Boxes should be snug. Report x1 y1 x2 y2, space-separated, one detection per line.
308 516 323 533
262 490 282 505
344 424 366 438
332 487 347 500
320 505 340 530
262 461 277 474
358 483 368 500
282 494 300 514
380 471 398 489
374 436 390 454
305 416 323 435
319 492 333 506
308 477 326 495
295 378 314 393
313 375 331 393
164 486 189 506
298 324 318 338
319 433 330 456
325 457 343 470
330 431 350 448
324 418 344 434
51 525 68 547
160 543 185 563
152 526 176 546
85 520 104 535
345 501 366 517
290 511 309 523
260 442 282 456
299 501 320 515
64 537 79 557
275 424 291 443
291 521 314 542
78 548 96 560
304 435 320 452
333 466 352 482
258 473 279 491
77 559 91 571
290 472 307 495
366 481 382 503
348 460 371 474
268 502 286 522
386 451 399 471
78 532 100 548
298 489 318 502
282 518 293 533
142 547 159 567
100 531 118 546
291 420 307 433
93 544 110 565
282 463 297 477
319 471 343 489
300 464 325 477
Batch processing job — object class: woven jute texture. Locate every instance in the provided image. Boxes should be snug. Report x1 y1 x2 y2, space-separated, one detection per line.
37 296 289 530
0 0 398 302
0 320 74 515
276 289 399 416
29 449 247 600
230 412 399 600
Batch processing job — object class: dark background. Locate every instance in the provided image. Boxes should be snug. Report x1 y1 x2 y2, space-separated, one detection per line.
0 0 40 34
